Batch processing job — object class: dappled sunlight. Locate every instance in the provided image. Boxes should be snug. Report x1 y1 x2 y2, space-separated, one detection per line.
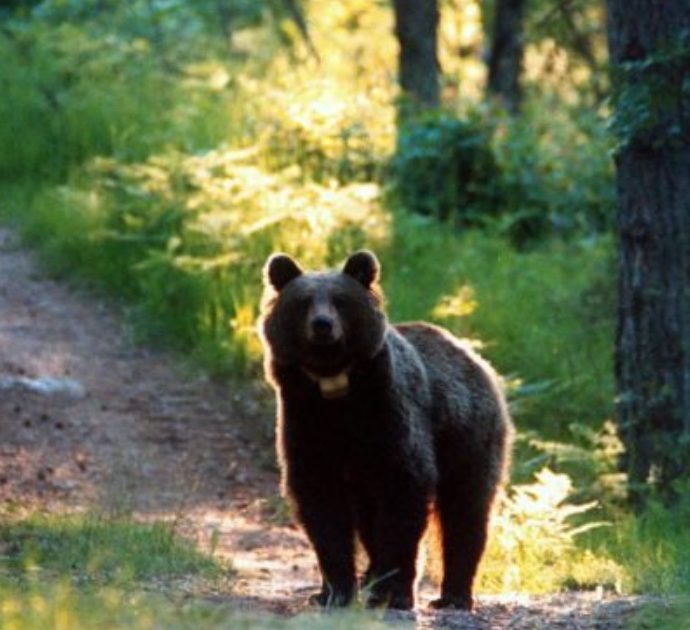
439 0 485 102
524 41 570 89
77 148 391 365
308 1 397 89
255 80 396 182
431 284 478 320
523 37 604 106
181 61 232 92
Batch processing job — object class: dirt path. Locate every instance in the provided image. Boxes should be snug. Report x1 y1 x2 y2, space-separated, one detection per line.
0 227 649 628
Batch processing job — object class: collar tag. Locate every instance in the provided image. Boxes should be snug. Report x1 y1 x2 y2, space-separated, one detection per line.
303 369 350 399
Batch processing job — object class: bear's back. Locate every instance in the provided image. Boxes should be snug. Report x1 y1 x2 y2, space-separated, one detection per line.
394 322 508 442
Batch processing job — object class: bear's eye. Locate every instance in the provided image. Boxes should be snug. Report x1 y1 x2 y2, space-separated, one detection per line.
332 295 348 310
296 295 313 310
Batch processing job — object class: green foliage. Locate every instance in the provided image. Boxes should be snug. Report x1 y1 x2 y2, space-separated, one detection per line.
256 83 393 184
385 214 614 438
630 598 690 630
389 103 615 244
480 468 622 594
391 113 502 226
0 15 235 180
609 31 690 151
0 584 401 630
492 101 616 241
524 421 626 506
605 493 690 595
13 150 388 373
32 0 266 43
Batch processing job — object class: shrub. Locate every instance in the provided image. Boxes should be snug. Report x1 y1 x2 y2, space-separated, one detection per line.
492 101 616 243
479 468 623 594
256 82 394 184
391 113 502 227
18 150 389 374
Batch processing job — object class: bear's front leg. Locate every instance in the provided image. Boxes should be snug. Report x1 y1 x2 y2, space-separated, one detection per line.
362 484 430 610
290 477 357 607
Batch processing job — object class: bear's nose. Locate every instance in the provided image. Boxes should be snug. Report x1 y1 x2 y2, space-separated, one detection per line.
311 315 334 337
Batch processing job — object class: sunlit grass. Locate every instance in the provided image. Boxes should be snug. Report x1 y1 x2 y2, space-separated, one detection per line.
605 498 690 595
0 584 404 630
0 514 224 585
479 469 623 595
0 512 234 627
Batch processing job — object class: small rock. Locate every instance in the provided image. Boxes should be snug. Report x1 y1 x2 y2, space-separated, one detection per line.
0 376 86 400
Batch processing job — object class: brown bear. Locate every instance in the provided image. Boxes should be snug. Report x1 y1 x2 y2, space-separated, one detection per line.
259 250 512 611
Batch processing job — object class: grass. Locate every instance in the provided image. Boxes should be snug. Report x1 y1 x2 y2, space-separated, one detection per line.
0 514 223 585
629 599 690 630
384 212 614 438
0 586 406 630
608 499 690 594
0 513 235 629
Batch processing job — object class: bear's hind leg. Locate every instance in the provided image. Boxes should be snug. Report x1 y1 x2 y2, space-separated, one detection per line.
428 476 493 611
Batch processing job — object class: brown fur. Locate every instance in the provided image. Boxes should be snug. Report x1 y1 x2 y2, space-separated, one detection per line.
259 251 513 610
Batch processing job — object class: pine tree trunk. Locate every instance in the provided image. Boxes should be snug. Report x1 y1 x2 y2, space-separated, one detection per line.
487 0 526 113
391 0 440 109
607 0 690 506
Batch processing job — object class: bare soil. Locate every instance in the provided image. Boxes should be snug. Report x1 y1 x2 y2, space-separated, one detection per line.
0 227 650 628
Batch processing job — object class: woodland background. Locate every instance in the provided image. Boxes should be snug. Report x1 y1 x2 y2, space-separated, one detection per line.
0 0 688 627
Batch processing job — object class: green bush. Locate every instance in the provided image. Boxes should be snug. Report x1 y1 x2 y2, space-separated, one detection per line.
14 150 389 374
391 113 502 226
492 101 616 243
390 104 615 246
0 18 235 181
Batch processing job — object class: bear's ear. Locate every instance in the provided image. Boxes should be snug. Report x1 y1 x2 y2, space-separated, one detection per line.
343 250 380 288
265 254 303 291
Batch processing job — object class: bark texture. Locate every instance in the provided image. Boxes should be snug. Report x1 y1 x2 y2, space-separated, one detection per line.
608 0 690 504
391 0 440 109
487 0 526 113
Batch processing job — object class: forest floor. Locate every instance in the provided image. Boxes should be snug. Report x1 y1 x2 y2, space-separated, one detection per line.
0 226 655 629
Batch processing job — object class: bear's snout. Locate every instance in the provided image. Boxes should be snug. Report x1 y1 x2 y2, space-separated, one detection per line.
311 315 334 336
307 299 343 345
308 314 343 344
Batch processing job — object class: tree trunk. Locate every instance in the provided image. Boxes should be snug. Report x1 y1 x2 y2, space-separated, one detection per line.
391 0 440 110
487 0 526 113
608 0 690 506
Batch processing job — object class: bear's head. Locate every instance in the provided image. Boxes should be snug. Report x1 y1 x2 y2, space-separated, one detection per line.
260 251 387 396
